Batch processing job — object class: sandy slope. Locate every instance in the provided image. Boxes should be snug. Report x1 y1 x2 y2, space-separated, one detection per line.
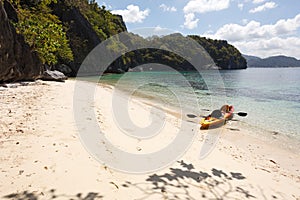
0 80 299 200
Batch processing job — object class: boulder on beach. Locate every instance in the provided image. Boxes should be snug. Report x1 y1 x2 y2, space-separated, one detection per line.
41 70 67 82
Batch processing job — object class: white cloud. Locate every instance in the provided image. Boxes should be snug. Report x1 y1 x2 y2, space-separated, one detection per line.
238 3 244 10
154 26 164 32
252 0 266 4
205 14 300 41
153 26 176 36
182 0 230 30
249 1 277 13
234 37 300 59
203 14 300 59
101 2 112 10
183 0 230 14
242 19 249 25
183 13 199 29
159 4 177 12
112 5 150 23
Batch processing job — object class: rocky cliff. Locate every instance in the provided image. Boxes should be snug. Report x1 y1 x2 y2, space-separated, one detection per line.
0 0 43 83
189 36 247 69
0 0 247 82
51 2 102 76
1 0 127 78
50 0 128 76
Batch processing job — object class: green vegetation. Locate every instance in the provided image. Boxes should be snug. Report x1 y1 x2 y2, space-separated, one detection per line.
82 3 126 40
62 0 126 40
15 11 73 65
107 33 246 72
8 0 126 68
6 0 246 75
188 35 247 69
12 0 73 65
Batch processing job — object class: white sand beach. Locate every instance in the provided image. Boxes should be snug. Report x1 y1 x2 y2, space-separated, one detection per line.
0 80 299 199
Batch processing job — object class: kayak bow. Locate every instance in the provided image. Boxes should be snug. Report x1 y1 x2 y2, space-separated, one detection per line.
200 105 234 129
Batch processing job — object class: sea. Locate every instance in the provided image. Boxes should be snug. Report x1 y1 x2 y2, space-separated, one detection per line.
83 67 300 150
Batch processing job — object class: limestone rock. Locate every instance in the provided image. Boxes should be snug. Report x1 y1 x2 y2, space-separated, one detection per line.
41 70 67 82
0 0 43 83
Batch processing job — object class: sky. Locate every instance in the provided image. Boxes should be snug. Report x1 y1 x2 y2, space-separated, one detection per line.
97 0 300 59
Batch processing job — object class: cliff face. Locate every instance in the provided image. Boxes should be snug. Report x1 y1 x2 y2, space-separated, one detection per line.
0 0 127 78
51 2 102 76
188 35 247 69
0 0 43 83
0 0 247 82
51 0 127 76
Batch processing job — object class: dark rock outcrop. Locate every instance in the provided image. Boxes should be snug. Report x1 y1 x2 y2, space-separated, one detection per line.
51 2 102 76
1 0 247 82
53 64 73 76
41 70 67 82
50 0 128 76
0 0 43 83
3 0 18 23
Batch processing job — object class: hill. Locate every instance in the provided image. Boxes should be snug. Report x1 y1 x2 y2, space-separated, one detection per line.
244 55 300 68
0 0 246 82
189 36 246 70
104 33 247 73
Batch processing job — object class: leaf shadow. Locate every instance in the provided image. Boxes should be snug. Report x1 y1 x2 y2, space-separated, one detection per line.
122 160 255 200
3 189 103 200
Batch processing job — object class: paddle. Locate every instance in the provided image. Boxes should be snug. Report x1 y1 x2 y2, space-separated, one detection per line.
186 111 247 118
186 114 198 118
236 112 247 117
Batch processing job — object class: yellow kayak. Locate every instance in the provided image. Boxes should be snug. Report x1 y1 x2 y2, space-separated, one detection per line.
200 105 234 129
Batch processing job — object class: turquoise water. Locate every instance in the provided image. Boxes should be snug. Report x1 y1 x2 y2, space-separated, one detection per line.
88 68 300 143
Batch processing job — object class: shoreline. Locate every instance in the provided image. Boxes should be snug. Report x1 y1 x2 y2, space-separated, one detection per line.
123 85 300 178
109 81 300 156
0 80 299 199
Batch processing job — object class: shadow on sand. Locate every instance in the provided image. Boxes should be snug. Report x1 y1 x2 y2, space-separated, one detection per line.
4 160 286 199
122 160 255 200
3 190 103 200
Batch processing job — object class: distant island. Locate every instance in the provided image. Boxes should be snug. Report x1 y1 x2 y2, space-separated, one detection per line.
0 0 246 83
243 55 300 68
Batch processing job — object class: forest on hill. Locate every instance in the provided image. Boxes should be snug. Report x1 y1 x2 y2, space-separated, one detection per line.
244 55 300 68
1 0 246 81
